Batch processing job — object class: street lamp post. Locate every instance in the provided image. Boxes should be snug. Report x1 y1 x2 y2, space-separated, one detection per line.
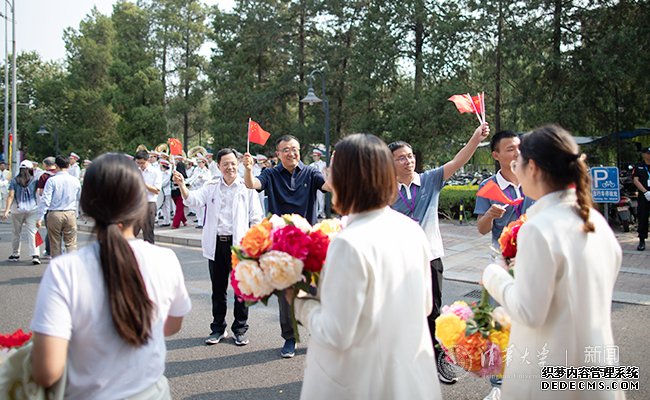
36 124 60 155
300 69 331 217
1 0 15 171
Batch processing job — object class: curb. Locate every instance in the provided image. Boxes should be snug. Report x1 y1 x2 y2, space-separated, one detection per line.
77 221 202 249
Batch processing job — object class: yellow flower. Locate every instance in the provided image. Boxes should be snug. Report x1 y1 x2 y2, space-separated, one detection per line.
240 220 273 258
489 329 510 351
435 314 467 349
311 218 342 237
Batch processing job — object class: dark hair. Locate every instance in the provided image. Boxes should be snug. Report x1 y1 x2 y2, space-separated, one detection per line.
387 141 412 154
134 150 149 160
275 134 299 148
490 130 518 152
216 148 236 164
16 167 34 187
42 156 56 167
79 153 154 346
519 125 595 233
55 155 70 169
331 134 397 215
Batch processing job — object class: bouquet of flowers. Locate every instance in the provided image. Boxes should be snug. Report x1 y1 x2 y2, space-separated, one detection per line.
230 214 342 340
435 214 527 377
0 329 32 365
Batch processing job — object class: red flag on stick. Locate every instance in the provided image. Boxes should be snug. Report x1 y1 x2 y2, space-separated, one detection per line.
448 93 486 124
448 95 475 114
35 231 44 247
476 180 523 206
248 119 270 146
168 138 183 156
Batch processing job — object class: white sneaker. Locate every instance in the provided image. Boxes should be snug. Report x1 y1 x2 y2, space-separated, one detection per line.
483 387 501 400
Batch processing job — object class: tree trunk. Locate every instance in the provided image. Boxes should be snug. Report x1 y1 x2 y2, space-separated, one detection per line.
495 0 503 132
414 0 425 96
298 0 305 126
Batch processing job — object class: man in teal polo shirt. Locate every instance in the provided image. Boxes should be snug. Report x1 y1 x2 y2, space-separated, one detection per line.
389 123 489 385
243 134 330 358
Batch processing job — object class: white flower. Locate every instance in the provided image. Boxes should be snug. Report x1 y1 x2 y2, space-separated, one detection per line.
259 250 304 290
282 213 311 233
491 306 511 330
268 214 287 229
234 260 274 298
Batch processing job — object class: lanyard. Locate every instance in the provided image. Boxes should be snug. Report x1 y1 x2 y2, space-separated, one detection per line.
503 186 523 217
398 184 418 220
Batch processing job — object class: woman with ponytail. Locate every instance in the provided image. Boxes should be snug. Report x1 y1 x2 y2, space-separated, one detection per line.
481 125 624 400
30 153 192 399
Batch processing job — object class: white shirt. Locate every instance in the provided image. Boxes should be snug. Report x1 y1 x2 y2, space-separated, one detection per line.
30 239 192 400
161 168 172 196
397 173 421 200
39 170 81 220
183 176 263 261
69 163 81 179
295 207 440 400
217 179 236 235
186 166 212 190
141 164 163 203
483 190 624 400
495 170 522 197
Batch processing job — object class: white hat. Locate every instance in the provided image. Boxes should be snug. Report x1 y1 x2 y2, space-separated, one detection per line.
197 155 208 163
83 159 92 166
69 152 80 160
160 159 171 167
312 148 324 156
255 154 268 161
19 160 33 169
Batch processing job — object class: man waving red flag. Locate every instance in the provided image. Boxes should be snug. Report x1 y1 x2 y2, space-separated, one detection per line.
248 119 271 146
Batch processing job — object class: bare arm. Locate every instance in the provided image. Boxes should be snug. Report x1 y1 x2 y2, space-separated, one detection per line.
443 123 490 181
31 333 68 388
633 176 647 194
2 190 13 219
164 316 184 336
476 204 507 235
172 171 190 199
145 183 160 195
243 153 262 190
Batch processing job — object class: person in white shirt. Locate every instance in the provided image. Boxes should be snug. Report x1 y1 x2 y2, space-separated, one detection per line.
310 149 327 218
68 152 81 180
185 156 212 228
482 125 624 400
31 153 192 399
290 134 442 400
159 159 173 227
134 150 162 243
0 160 11 213
174 148 262 346
37 156 82 257
206 152 221 178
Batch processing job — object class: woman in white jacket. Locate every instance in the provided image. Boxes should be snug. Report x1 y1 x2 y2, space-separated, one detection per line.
482 125 624 400
291 134 442 400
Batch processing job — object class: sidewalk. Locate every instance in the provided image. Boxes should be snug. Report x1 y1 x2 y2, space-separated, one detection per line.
78 217 650 306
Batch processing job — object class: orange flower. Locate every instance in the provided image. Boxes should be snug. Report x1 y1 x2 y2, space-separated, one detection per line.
231 251 240 269
453 333 488 372
498 214 527 259
240 220 273 258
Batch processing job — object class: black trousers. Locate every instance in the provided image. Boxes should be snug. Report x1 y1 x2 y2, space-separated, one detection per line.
639 195 649 240
427 258 444 356
134 202 156 244
209 236 249 335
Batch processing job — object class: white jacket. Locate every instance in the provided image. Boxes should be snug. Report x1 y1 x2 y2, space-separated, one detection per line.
483 189 624 400
183 176 263 261
295 207 441 400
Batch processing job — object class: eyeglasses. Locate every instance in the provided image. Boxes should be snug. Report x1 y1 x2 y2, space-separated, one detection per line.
280 147 300 155
394 154 415 164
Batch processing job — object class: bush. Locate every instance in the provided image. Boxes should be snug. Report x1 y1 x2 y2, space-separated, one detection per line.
438 185 478 220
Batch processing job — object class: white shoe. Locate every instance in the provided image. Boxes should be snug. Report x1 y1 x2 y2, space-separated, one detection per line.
483 387 501 400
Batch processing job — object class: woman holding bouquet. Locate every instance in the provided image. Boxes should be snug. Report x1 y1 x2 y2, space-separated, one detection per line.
290 134 442 399
30 154 192 399
482 125 624 399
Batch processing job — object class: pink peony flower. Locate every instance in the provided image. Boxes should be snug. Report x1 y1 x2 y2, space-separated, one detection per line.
272 225 312 261
442 301 474 321
304 230 330 273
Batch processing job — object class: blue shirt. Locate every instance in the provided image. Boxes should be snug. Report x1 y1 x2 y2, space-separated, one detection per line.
39 171 81 219
257 161 325 225
390 167 446 258
473 171 535 248
9 177 38 212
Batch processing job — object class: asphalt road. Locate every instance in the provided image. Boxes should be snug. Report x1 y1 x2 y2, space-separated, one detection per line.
0 222 647 399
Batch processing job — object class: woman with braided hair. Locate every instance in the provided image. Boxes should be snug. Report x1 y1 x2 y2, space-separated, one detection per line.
30 153 192 399
481 125 624 400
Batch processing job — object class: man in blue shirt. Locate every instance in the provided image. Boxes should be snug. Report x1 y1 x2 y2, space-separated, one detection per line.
473 130 534 400
243 134 330 358
389 123 489 385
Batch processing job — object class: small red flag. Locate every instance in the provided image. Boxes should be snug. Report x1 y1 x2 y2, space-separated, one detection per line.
168 138 183 156
248 120 271 146
35 231 44 247
476 180 523 206
448 95 475 114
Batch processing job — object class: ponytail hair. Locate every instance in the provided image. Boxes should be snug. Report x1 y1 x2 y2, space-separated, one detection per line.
79 153 154 346
519 125 595 233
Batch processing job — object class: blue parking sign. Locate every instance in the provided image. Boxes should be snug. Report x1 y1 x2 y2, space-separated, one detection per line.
590 167 620 203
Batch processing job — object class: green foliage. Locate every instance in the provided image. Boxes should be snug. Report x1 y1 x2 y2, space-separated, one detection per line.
438 185 478 220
